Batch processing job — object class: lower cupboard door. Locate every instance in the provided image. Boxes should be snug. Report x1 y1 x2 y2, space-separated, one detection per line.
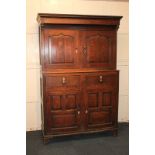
45 92 81 135
85 90 116 130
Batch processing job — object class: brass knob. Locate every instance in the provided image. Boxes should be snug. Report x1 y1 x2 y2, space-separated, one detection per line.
62 77 66 84
75 48 78 54
83 47 87 55
99 75 103 83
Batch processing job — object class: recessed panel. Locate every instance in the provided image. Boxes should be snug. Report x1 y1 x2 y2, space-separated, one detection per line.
102 93 112 106
65 94 76 109
86 35 110 63
48 34 74 64
43 29 79 69
51 114 76 128
88 111 111 125
51 95 62 110
88 93 98 108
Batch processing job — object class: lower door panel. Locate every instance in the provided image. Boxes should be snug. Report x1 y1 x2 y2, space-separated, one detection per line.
85 90 116 130
45 91 82 135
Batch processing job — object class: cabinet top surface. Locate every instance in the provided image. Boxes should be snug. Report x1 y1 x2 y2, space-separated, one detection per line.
37 13 122 19
37 13 122 26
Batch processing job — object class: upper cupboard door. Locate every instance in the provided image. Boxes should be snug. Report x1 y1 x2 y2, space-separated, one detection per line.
43 29 79 69
80 30 116 69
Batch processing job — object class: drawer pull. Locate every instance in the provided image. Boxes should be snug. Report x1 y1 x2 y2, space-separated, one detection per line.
83 47 87 55
77 111 80 115
62 77 66 84
75 48 78 54
99 75 103 83
85 110 88 114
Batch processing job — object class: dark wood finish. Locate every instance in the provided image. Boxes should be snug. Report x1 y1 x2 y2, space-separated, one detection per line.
45 91 82 134
45 74 81 91
80 30 116 69
37 13 122 142
84 71 119 131
43 29 79 69
85 72 118 90
37 13 122 26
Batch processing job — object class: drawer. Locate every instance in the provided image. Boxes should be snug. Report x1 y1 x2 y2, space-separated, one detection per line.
85 72 118 90
45 75 80 90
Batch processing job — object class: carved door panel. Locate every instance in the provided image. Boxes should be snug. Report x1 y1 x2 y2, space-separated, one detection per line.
80 30 116 69
43 29 79 69
85 90 116 130
45 91 82 135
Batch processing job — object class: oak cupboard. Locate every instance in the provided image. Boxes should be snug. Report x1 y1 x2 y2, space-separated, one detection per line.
37 13 122 143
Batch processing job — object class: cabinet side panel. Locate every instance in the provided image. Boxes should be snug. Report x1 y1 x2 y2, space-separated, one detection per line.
39 26 45 68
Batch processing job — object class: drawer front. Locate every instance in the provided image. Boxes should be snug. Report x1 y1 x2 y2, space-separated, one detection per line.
85 72 118 90
45 74 81 91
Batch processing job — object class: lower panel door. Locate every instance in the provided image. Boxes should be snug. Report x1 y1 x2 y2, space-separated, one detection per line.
45 91 82 135
85 89 116 130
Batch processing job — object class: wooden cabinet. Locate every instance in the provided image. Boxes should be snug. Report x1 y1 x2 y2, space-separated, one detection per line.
37 13 122 143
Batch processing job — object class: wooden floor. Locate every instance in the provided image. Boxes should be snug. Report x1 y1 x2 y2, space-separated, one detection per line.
26 123 129 155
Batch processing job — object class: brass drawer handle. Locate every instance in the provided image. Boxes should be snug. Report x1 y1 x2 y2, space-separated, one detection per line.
83 47 87 55
62 77 66 84
99 75 103 83
75 48 78 54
